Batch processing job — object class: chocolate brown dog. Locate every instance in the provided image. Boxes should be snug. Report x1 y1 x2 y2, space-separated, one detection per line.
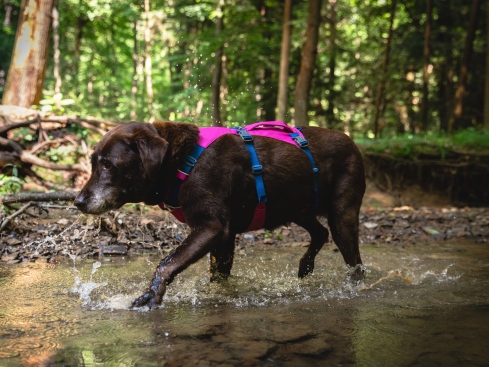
74 121 366 309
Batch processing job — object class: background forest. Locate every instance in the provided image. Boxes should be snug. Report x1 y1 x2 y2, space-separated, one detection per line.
1 0 488 137
0 0 488 206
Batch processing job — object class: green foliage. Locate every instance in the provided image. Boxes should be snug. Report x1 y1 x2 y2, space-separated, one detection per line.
38 92 75 114
357 128 489 159
0 164 25 196
451 128 489 151
1 0 486 138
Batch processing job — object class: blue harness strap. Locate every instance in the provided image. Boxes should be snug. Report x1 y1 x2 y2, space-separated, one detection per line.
234 127 267 204
162 124 319 231
289 132 319 208
165 144 205 208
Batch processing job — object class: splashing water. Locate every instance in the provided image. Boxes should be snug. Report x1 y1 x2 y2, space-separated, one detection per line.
70 259 107 306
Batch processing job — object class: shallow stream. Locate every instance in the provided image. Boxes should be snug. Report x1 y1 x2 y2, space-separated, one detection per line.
0 241 488 366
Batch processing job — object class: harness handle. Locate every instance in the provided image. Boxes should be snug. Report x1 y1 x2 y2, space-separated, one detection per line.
245 121 296 134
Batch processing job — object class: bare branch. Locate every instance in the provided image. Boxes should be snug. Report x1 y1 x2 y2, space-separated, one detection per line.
0 119 39 135
1 191 77 205
0 201 35 232
0 136 84 171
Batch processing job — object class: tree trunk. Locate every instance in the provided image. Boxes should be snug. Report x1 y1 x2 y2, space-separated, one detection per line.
448 0 481 134
3 1 13 28
72 0 87 75
325 0 337 128
131 21 139 121
2 0 55 108
293 0 322 127
211 0 224 127
276 0 292 122
372 0 397 138
420 0 432 131
52 2 61 110
144 0 154 122
484 0 489 130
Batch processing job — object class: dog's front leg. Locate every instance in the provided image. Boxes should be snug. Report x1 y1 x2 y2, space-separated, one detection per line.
131 223 229 309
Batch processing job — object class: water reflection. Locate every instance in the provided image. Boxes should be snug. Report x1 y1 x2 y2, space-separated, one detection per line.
0 241 488 366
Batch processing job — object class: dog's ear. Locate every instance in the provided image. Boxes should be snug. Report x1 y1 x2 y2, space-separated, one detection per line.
153 122 200 157
128 131 169 180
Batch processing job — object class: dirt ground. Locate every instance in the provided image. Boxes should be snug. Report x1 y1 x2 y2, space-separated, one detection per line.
1 184 488 264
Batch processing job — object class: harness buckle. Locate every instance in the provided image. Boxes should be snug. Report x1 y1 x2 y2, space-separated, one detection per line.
292 136 309 148
313 167 319 175
236 128 253 142
252 165 263 174
184 155 197 167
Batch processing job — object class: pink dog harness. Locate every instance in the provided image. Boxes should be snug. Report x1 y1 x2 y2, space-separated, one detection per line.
159 121 318 232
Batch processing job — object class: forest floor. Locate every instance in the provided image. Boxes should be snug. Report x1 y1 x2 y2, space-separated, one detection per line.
0 183 488 265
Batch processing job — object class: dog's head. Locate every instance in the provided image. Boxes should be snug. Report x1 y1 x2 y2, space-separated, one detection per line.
74 122 168 214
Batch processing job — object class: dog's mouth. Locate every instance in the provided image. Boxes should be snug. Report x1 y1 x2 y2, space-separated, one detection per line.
74 189 123 214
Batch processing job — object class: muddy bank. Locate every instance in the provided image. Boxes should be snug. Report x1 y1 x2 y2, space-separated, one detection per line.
1 204 488 265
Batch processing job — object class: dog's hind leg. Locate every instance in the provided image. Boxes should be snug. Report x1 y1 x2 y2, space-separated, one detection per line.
209 233 236 282
294 216 330 278
327 194 364 279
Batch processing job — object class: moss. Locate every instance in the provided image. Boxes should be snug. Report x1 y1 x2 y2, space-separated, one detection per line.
356 128 489 159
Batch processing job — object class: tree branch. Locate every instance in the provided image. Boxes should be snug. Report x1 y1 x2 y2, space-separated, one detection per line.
0 136 84 171
0 201 36 232
1 191 77 205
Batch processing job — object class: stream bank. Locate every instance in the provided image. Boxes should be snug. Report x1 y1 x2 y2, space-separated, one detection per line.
1 203 487 264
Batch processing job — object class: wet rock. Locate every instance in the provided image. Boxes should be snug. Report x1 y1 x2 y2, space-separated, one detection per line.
98 244 127 255
286 337 332 356
225 341 276 360
265 324 315 344
363 222 378 229
422 227 440 235
1 252 19 262
6 238 22 246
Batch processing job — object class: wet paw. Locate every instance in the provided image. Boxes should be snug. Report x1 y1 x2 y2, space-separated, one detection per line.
210 272 230 283
350 264 366 282
131 291 160 310
298 260 314 278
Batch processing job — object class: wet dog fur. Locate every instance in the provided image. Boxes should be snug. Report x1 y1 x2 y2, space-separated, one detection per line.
75 121 366 309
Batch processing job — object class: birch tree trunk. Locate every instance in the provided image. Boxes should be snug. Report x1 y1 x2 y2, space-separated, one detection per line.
420 0 432 131
276 0 292 122
293 0 322 127
2 0 55 107
144 0 155 122
52 2 61 110
211 0 224 127
372 0 397 138
448 0 481 134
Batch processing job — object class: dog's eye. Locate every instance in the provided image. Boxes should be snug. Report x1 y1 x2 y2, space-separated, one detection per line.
101 159 113 170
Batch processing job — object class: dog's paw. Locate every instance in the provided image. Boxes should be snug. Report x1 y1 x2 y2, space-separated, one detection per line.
131 291 161 310
298 258 314 278
350 264 366 282
210 272 230 283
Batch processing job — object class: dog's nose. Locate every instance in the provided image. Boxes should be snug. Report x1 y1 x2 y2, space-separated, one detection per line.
74 192 87 211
